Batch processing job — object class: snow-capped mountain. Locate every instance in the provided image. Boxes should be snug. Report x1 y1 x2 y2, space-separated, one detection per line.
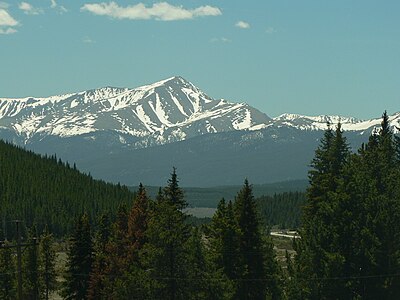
273 112 400 134
0 76 399 186
0 76 270 147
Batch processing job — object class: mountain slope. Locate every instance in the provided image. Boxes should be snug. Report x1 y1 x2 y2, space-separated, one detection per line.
0 140 133 236
0 76 271 148
0 76 399 186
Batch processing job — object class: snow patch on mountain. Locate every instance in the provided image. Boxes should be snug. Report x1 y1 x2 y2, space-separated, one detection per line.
274 113 400 134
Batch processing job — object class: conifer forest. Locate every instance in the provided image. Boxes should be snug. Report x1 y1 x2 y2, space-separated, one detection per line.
1 112 400 299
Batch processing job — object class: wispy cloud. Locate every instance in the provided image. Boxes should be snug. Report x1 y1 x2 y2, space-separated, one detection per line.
19 2 43 15
50 0 68 13
235 20 250 29
82 36 96 43
81 2 222 21
210 37 231 43
0 8 18 34
265 27 277 34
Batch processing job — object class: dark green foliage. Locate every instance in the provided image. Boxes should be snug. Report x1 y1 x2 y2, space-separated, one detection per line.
63 213 93 300
208 199 241 284
22 225 40 300
127 183 150 254
291 115 400 299
0 241 16 299
99 204 129 297
131 179 308 208
185 227 232 300
87 212 114 299
39 226 57 300
141 184 191 299
234 179 282 300
290 122 350 299
256 192 306 229
163 167 187 209
207 182 283 300
0 140 133 236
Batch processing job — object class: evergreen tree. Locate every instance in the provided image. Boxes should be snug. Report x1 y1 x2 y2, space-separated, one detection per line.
141 170 191 300
163 167 187 209
0 240 16 299
87 212 111 300
112 184 153 299
22 225 40 300
207 198 241 296
186 226 231 300
234 179 282 300
291 122 350 299
63 213 93 300
336 112 400 298
39 226 57 300
100 205 129 297
127 183 150 256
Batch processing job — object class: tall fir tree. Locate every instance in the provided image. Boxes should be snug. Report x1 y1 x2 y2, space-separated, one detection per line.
207 198 241 296
39 226 57 300
185 226 231 300
100 205 129 297
63 213 93 300
0 240 16 299
337 111 400 298
87 212 111 300
291 122 350 299
22 225 40 300
163 167 187 209
127 183 150 256
141 170 191 300
112 184 153 299
234 179 282 300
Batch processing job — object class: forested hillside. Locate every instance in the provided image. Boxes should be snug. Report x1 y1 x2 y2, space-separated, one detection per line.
0 140 133 237
257 192 306 229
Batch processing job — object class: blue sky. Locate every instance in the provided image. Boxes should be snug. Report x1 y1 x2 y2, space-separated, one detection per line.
0 0 399 119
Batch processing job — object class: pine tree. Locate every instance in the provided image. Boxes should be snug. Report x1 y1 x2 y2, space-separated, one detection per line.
234 179 282 300
63 213 93 300
341 111 400 298
0 240 16 299
291 122 350 299
22 225 40 300
111 184 153 299
100 205 129 297
207 198 241 296
141 170 191 300
163 167 187 209
39 226 57 300
87 212 110 300
127 183 150 255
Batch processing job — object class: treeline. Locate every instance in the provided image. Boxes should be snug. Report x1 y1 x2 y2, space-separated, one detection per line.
256 192 306 229
1 170 284 299
0 140 133 236
288 112 400 298
1 112 400 298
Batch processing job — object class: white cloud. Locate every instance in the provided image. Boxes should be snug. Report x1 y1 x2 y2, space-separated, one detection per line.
82 36 95 43
50 0 68 13
210 37 231 43
19 2 43 15
265 27 276 34
0 8 18 34
235 21 250 29
81 2 222 21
